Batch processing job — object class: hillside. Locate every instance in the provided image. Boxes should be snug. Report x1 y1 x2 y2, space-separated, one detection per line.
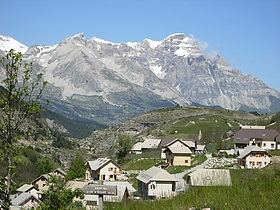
79 106 279 157
1 105 279 187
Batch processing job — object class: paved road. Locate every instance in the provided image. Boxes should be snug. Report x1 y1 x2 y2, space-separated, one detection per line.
174 153 212 191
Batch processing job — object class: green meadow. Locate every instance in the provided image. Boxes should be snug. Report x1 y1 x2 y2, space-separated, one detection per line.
105 165 280 210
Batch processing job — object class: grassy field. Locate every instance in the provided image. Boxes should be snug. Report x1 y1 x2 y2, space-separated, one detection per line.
167 154 207 174
105 165 280 210
121 158 162 171
121 150 162 171
164 114 236 137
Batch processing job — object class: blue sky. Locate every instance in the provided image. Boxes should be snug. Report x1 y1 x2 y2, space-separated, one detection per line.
1 0 280 91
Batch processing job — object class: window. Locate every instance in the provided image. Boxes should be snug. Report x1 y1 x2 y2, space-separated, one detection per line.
262 134 266 137
185 160 188 163
108 167 113 171
150 184 155 189
237 138 241 141
271 143 275 148
244 138 248 141
263 143 266 147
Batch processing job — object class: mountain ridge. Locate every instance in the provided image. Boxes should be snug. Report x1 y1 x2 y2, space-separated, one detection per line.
0 33 279 127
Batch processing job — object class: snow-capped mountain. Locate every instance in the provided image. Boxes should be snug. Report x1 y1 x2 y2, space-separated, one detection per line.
0 33 280 126
0 35 28 53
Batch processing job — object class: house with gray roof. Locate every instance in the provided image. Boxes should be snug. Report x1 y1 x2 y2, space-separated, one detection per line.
234 128 280 151
85 158 121 181
162 139 192 166
16 184 39 199
187 169 232 187
160 138 196 150
130 142 143 154
11 192 41 209
131 138 161 154
66 180 136 208
160 138 196 159
136 166 177 200
237 145 271 169
195 144 207 154
31 168 67 200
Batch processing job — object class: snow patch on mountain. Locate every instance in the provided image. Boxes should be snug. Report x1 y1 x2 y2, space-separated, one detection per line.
0 35 28 53
24 44 57 67
126 42 138 49
144 38 161 49
150 64 166 79
90 37 120 45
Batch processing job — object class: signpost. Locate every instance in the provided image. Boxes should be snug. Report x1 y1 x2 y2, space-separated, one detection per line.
82 184 117 210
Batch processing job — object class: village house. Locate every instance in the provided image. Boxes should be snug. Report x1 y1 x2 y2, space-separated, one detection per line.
31 168 67 200
237 145 272 169
67 180 135 209
83 181 136 209
162 138 192 166
234 127 280 151
160 138 196 159
10 193 41 209
16 184 39 199
130 142 143 154
85 158 121 181
195 145 207 154
136 166 177 200
164 147 192 166
187 169 232 187
130 138 161 154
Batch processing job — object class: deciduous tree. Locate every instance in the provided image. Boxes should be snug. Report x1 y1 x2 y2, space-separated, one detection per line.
67 153 85 180
115 134 132 163
0 49 48 209
38 176 84 210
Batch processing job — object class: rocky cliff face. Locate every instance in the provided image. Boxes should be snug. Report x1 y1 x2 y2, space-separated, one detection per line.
126 33 280 113
1 33 279 126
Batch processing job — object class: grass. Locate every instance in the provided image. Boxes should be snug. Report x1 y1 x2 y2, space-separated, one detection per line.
121 157 162 171
167 154 207 174
105 165 280 210
166 115 233 136
269 150 280 156
121 158 161 171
